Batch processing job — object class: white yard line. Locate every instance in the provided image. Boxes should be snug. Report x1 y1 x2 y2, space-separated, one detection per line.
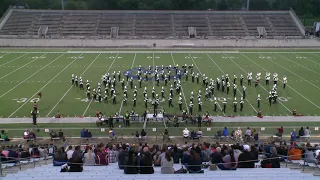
0 53 48 80
189 53 226 115
222 53 291 113
46 53 101 117
240 53 320 110
82 53 119 117
0 53 30 67
308 53 320 66
152 52 155 87
272 53 320 90
170 53 189 114
0 53 67 99
205 53 257 113
0 52 11 59
8 53 80 118
118 53 137 115
276 53 320 76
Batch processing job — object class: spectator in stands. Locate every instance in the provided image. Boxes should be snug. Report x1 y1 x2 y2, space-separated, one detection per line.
135 131 140 138
118 144 128 169
188 150 202 173
28 130 36 140
161 151 175 174
83 146 95 166
276 126 284 138
304 143 316 163
250 145 259 162
288 144 302 160
69 146 83 172
49 129 58 140
183 128 190 138
124 148 139 174
0 130 8 141
201 144 211 162
53 147 67 166
172 145 181 164
23 130 29 139
140 151 154 174
8 147 18 163
66 146 74 160
245 127 252 140
58 129 66 142
219 149 238 170
85 129 92 138
298 127 304 138
238 145 255 168
181 146 191 166
304 127 311 137
270 147 280 168
109 145 118 163
290 129 297 142
95 145 108 165
80 128 86 138
19 145 30 160
222 127 228 137
210 147 223 164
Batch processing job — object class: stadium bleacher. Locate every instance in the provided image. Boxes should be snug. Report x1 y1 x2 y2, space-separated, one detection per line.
0 9 303 39
2 163 320 180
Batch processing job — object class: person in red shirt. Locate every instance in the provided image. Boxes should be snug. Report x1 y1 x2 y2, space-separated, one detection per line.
277 126 284 138
55 111 61 118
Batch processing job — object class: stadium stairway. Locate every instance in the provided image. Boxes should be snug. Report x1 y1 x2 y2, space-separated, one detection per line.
2 162 320 180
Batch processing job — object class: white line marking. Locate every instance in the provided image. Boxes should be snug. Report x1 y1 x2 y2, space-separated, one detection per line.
309 53 320 66
171 53 189 114
0 53 47 80
46 53 100 117
206 53 257 113
0 53 29 67
0 53 67 99
274 53 320 90
152 52 155 87
222 53 291 113
8 53 80 118
241 53 320 109
279 53 320 76
82 53 119 117
118 53 137 115
189 53 225 115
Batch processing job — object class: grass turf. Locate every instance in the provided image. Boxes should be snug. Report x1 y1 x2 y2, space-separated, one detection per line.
0 49 320 137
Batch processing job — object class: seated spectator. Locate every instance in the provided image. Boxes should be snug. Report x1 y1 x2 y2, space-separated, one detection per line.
304 143 315 163
58 129 66 141
30 145 40 158
141 129 147 138
23 130 29 139
304 127 311 137
218 149 238 170
80 128 86 138
109 145 119 163
20 146 31 160
83 146 95 166
298 127 304 138
181 146 191 166
270 147 280 168
190 131 197 139
118 144 128 169
8 147 18 163
238 145 254 168
95 146 108 165
288 146 302 160
196 129 203 138
188 150 202 173
109 128 116 139
222 127 229 137
53 147 67 166
250 145 259 162
140 151 154 174
124 149 139 174
210 147 223 164
69 146 83 172
245 127 252 139
290 129 297 142
85 129 92 138
183 128 190 138
0 130 8 141
66 146 74 160
28 130 36 140
49 130 58 140
161 151 174 174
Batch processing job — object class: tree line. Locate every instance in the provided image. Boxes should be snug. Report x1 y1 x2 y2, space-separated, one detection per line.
1 0 320 19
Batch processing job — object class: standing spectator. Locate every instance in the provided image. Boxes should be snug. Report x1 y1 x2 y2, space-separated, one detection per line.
28 130 36 140
141 129 147 139
66 146 74 160
53 147 67 166
83 146 95 166
95 146 108 165
304 127 311 137
124 149 138 174
58 129 66 141
210 147 223 164
298 127 304 138
140 151 154 174
270 147 280 168
80 129 86 138
161 151 174 174
304 143 315 163
290 129 297 142
238 145 254 168
118 145 128 169
109 145 119 163
276 126 283 138
222 127 229 137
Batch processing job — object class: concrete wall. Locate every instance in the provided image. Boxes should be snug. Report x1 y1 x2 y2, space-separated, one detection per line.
0 38 320 47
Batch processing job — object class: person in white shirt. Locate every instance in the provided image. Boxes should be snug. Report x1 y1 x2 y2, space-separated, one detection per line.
183 128 190 138
66 146 74 160
245 127 252 139
304 126 311 137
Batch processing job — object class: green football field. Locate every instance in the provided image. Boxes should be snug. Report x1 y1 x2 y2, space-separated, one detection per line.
0 48 320 119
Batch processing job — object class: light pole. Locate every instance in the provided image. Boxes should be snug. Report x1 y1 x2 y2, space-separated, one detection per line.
247 0 250 11
61 0 64 10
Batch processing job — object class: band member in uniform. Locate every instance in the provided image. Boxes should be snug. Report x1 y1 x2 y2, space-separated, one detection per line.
144 95 148 108
168 96 173 107
257 94 261 108
112 94 116 104
240 97 244 111
189 101 193 115
38 92 42 99
222 98 227 113
71 74 75 85
242 86 246 99
214 97 218 112
233 74 237 84
240 74 243 86
233 98 237 112
233 84 237 97
283 76 287 89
